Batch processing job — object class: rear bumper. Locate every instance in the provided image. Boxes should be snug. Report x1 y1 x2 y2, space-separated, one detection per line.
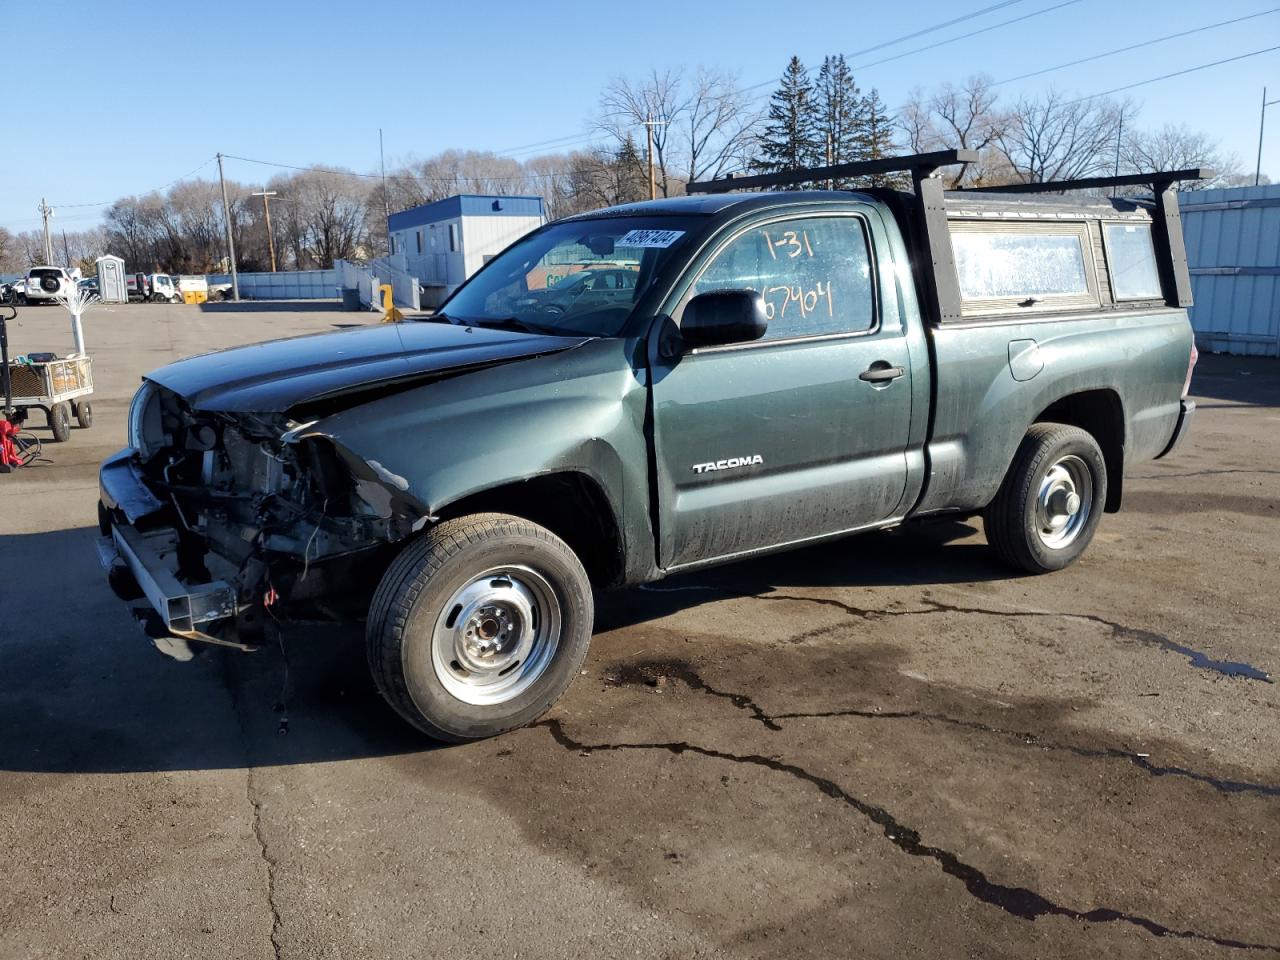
1155 399 1195 460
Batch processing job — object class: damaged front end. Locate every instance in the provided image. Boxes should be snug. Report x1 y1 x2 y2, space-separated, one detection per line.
98 381 431 654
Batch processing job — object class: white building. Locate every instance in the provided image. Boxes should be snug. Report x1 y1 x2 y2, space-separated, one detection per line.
388 195 546 301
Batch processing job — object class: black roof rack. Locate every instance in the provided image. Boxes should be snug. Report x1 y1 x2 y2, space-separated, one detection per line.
685 153 1210 319
953 167 1212 194
685 149 979 195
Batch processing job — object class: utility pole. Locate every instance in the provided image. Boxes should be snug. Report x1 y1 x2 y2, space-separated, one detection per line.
380 128 391 257
1257 86 1279 187
1112 112 1124 198
38 198 54 264
250 190 278 272
61 230 71 268
642 116 667 200
216 153 240 301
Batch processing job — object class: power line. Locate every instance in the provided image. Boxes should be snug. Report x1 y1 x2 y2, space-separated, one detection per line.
741 0 1039 93
852 0 1083 73
490 131 595 155
1064 44 1280 104
221 151 597 185
49 155 218 208
995 8 1280 85
842 0 1032 62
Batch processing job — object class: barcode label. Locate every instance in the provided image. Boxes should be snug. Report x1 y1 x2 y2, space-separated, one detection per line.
617 229 685 248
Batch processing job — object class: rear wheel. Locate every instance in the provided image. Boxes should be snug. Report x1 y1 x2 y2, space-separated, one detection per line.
48 402 72 442
983 422 1107 574
367 513 593 742
74 400 93 429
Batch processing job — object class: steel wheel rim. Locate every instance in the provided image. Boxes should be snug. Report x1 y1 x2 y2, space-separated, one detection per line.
1035 454 1093 549
430 565 561 705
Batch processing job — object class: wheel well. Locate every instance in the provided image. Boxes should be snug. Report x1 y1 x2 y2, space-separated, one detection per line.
435 473 624 587
1034 390 1125 512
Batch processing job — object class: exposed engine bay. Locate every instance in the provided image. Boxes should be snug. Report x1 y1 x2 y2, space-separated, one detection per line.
116 381 430 647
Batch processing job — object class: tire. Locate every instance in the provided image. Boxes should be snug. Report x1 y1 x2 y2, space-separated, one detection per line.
48 402 72 442
367 513 593 742
74 400 93 429
150 292 166 303
983 422 1107 574
40 276 60 293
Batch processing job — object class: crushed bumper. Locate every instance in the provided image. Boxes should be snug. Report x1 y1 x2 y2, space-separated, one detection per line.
1155 399 1195 459
98 448 252 653
98 524 237 635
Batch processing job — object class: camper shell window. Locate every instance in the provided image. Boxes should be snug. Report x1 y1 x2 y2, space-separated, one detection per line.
950 221 1099 316
1102 221 1163 301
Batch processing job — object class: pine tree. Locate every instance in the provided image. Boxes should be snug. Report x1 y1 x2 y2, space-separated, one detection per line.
753 56 820 177
614 134 648 203
856 87 905 187
814 55 866 185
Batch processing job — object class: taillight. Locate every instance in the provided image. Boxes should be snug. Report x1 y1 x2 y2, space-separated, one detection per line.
1183 343 1198 399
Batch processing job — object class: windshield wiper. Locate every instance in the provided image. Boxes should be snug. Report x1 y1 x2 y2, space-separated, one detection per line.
466 316 554 336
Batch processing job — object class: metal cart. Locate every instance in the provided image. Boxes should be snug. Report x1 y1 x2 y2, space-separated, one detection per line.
1 304 95 445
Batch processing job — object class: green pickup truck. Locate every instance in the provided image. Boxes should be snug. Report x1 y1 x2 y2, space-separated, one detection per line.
98 151 1201 741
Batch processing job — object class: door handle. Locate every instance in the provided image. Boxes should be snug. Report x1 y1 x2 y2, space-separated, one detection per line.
859 363 905 383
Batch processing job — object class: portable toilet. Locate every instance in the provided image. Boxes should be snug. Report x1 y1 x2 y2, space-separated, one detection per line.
96 255 128 303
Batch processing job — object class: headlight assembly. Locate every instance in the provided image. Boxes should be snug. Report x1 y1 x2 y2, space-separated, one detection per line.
127 381 161 458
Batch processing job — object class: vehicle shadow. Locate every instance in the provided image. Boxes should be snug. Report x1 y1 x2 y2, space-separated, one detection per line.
0 518 1008 775
1190 353 1280 407
596 519 1008 632
198 300 350 313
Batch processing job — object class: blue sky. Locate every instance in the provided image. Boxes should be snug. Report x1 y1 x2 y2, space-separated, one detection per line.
3 0 1276 231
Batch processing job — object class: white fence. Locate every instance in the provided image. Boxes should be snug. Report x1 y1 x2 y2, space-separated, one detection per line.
335 258 421 311
206 269 339 300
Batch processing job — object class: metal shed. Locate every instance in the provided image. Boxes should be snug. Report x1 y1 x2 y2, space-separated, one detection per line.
388 195 545 298
1180 184 1280 357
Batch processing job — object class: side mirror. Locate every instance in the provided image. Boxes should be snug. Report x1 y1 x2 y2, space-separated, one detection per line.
681 289 768 349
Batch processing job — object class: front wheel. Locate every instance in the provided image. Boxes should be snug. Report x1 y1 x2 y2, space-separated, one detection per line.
983 422 1107 574
48 402 72 442
367 513 593 742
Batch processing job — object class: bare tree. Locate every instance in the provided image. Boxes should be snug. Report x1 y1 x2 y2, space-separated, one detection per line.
682 67 761 184
599 68 682 196
0 227 18 273
900 76 1010 186
599 67 761 195
996 90 1134 184
1122 124 1240 188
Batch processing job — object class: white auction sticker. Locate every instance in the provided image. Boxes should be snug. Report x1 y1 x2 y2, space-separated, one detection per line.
617 229 686 248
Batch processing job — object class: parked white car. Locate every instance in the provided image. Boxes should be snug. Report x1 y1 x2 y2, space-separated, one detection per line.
24 266 81 304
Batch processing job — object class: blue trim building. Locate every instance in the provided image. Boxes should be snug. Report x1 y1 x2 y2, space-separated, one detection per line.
388 194 546 299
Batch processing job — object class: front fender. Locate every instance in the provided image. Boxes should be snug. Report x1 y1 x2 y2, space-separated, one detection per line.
301 339 657 580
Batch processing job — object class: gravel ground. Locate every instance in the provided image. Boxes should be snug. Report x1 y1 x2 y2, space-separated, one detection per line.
0 300 1276 959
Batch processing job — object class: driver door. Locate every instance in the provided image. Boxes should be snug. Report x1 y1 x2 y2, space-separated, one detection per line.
651 212 914 568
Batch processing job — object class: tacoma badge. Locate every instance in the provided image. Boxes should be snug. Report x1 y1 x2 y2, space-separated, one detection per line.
692 455 764 474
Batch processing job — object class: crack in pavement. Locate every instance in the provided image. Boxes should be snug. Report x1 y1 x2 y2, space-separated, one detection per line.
246 769 284 960
604 661 780 730
1129 468 1280 481
651 584 1273 683
608 659 1280 799
225 656 285 960
771 705 1280 799
538 718 1280 952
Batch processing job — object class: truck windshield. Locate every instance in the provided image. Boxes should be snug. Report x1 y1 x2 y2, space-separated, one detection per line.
438 216 699 337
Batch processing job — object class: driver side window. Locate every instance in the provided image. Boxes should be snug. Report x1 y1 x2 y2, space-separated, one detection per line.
687 216 876 341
